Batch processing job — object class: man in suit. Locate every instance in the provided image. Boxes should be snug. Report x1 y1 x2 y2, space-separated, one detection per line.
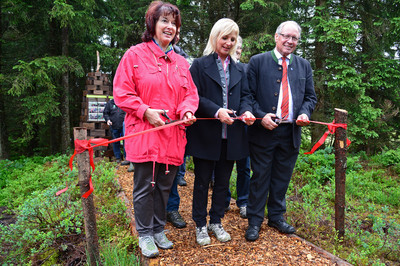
245 21 317 241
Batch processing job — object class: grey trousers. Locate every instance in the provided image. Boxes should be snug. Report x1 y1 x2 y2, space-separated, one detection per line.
133 162 178 236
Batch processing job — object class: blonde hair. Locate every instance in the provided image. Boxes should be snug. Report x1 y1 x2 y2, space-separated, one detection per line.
203 18 239 56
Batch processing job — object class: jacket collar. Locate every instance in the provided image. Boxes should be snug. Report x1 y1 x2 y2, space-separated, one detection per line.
146 41 177 63
271 49 294 65
203 53 242 90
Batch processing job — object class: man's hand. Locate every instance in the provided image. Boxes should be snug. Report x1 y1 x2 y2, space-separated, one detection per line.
107 120 112 126
296 114 310 126
144 108 166 127
240 111 256 126
261 113 278 130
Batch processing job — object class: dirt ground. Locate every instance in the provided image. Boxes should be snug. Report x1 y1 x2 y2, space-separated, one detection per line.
117 164 350 265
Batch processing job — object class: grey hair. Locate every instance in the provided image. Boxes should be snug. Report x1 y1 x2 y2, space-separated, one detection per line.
276 21 302 39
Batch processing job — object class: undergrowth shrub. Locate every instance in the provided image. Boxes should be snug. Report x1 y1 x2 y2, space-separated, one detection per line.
288 146 400 265
0 154 72 209
0 155 138 264
0 186 83 264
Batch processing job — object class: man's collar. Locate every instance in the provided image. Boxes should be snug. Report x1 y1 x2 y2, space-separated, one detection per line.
273 48 291 60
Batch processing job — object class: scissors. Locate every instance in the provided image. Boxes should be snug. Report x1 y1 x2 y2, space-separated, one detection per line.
271 114 290 124
162 109 178 124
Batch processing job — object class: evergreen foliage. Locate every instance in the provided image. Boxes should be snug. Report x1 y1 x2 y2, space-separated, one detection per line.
1 0 400 157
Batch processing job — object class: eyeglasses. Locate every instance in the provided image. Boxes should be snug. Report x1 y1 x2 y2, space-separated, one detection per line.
279 33 299 42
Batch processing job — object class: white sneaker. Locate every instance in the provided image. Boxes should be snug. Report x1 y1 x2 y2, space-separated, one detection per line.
138 236 159 258
196 226 211 246
208 223 231 242
239 206 247 219
154 231 173 249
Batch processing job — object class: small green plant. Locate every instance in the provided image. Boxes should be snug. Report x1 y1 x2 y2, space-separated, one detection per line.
99 241 140 265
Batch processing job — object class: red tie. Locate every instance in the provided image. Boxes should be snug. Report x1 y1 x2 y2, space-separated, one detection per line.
281 56 289 119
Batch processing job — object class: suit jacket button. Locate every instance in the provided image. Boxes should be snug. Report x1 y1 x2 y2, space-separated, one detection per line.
272 107 276 111
277 79 281 83
278 66 282 70
274 92 278 96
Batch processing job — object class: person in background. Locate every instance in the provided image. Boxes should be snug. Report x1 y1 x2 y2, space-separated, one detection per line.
186 18 255 246
103 98 129 165
166 28 190 229
245 21 317 241
113 1 199 258
225 35 251 219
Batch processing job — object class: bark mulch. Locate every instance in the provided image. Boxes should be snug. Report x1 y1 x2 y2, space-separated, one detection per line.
116 164 351 265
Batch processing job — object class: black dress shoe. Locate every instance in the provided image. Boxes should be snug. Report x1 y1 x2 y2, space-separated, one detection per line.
268 219 296 234
177 178 187 186
167 210 187 228
245 225 260 241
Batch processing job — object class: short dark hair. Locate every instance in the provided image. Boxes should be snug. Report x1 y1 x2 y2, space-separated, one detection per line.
142 1 181 45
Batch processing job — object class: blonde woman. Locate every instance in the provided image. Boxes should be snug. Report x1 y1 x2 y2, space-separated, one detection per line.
186 18 254 246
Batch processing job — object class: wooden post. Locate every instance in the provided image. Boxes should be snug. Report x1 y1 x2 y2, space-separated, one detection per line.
334 109 348 240
74 127 100 265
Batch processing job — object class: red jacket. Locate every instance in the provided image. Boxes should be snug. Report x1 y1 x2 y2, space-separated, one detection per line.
113 41 199 166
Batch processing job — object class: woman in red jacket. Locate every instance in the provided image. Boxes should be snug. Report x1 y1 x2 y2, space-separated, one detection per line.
113 1 199 258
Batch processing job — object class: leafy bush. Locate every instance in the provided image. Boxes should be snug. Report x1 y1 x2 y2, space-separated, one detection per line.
0 154 73 209
0 155 139 264
0 186 83 264
374 148 400 166
287 147 400 265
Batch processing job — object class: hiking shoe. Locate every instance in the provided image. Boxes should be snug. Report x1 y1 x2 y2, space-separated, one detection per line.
167 210 187 228
121 160 130 165
138 236 159 258
239 206 247 219
177 177 187 186
208 223 231 242
195 226 211 246
154 231 173 249
127 162 135 172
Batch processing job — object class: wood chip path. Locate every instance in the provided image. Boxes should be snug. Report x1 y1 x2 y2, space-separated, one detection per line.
116 165 351 265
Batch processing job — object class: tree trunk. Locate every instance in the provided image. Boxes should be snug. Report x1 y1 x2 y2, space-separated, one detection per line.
60 25 71 153
0 5 7 159
311 0 328 147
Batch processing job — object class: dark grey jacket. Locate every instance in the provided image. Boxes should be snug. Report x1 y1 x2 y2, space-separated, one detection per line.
186 53 253 161
247 50 317 148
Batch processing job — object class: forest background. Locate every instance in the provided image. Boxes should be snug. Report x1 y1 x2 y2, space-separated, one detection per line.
1 0 400 159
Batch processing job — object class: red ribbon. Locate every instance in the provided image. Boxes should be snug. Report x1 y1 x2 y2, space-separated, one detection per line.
304 120 351 154
57 117 349 197
57 138 108 198
57 119 191 198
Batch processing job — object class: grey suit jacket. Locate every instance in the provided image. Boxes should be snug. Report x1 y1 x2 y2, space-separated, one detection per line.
247 51 317 148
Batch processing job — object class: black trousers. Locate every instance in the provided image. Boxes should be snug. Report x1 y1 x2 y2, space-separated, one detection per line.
192 140 234 227
133 162 178 236
247 124 300 226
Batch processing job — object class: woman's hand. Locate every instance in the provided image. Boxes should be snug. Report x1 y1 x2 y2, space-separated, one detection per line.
144 108 166 127
183 112 196 125
240 111 256 126
218 108 235 125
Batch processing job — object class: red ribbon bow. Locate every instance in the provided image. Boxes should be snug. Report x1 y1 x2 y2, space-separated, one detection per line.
56 138 108 198
304 120 351 154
